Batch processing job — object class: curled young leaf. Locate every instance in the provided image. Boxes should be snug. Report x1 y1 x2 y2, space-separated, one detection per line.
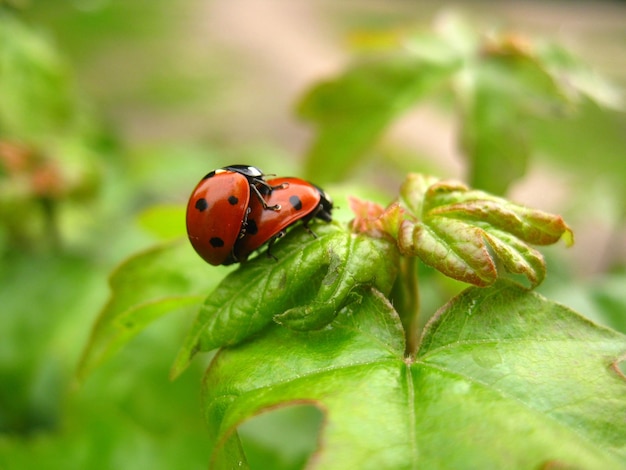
395 174 573 287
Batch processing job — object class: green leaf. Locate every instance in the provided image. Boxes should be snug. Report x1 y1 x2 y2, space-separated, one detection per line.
202 281 626 468
457 30 623 194
459 88 531 195
456 45 550 195
77 239 221 379
298 56 456 184
0 13 77 139
535 41 624 110
529 104 626 201
397 174 573 287
171 224 399 378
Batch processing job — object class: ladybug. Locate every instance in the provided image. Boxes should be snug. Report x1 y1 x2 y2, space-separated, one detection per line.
232 176 333 262
186 165 284 266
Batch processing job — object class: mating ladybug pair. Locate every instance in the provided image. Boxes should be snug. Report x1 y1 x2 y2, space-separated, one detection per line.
186 165 333 266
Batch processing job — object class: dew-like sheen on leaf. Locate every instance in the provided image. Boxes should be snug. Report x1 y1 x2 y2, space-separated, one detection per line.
202 281 626 469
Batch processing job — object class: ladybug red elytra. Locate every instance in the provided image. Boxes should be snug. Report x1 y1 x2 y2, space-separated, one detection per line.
186 165 283 266
233 176 333 262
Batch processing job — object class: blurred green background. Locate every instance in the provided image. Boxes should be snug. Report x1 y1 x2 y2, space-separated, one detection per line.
1 1 625 469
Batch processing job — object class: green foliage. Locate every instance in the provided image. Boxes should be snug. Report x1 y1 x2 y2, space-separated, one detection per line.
0 9 210 469
298 56 454 184
298 14 623 194
397 174 572 287
203 282 626 468
2 5 625 470
76 239 218 380
172 224 399 378
0 12 103 251
0 13 73 139
91 169 620 468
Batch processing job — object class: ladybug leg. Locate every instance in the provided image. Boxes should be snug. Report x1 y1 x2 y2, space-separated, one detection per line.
302 220 318 238
255 179 289 195
270 181 289 191
250 184 283 211
238 206 252 238
301 202 330 238
266 230 286 261
254 179 273 197
222 249 240 265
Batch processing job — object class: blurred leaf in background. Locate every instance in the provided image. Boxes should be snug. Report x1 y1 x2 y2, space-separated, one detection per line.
299 12 623 196
0 10 105 251
0 10 107 444
1 1 625 469
0 5 213 469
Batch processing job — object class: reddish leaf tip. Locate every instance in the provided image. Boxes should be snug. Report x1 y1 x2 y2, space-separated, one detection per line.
349 196 404 240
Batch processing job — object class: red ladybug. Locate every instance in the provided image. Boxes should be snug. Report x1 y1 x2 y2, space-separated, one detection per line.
186 165 283 266
233 176 333 262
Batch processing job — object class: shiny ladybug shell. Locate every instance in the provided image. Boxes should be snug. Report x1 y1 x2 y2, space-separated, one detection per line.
186 165 268 266
233 176 333 262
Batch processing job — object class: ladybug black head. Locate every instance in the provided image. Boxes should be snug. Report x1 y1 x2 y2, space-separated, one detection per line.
223 165 264 178
314 185 333 223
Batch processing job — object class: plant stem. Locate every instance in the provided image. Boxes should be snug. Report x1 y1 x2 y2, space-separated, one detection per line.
392 256 420 358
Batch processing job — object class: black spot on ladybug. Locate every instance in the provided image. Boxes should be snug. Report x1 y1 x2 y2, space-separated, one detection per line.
203 171 217 180
289 195 303 211
195 198 209 211
210 237 225 248
246 219 258 235
228 195 239 205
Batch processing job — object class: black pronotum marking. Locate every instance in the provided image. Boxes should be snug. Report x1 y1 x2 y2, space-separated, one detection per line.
228 195 239 205
195 198 209 211
289 195 303 211
210 237 225 248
